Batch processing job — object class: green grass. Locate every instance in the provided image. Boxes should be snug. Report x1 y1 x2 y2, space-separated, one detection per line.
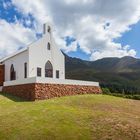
0 93 140 140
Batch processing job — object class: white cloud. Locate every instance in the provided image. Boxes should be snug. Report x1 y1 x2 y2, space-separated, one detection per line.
53 31 78 53
0 19 36 58
1 0 140 60
64 41 78 53
12 0 52 31
90 45 137 60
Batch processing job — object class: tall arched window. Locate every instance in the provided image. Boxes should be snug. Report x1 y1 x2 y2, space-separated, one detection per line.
45 61 53 78
10 64 16 81
47 43 51 50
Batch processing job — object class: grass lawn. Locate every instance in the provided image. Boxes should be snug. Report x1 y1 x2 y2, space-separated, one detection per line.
0 93 140 140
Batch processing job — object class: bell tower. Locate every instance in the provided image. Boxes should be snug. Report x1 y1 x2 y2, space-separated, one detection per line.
43 23 52 35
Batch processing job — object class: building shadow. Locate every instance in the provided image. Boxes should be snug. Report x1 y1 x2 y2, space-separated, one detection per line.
0 92 32 102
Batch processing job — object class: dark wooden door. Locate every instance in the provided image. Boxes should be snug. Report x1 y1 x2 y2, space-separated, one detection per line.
0 65 5 86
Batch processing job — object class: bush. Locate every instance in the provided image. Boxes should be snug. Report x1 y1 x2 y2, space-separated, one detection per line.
131 95 140 100
102 88 111 94
105 93 140 100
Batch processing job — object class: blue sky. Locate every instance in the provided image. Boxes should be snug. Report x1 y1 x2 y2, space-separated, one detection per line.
69 21 140 59
0 0 140 61
0 0 35 28
115 22 140 59
67 21 140 60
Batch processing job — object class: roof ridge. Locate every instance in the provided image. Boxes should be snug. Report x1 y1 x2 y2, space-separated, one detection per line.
0 47 28 62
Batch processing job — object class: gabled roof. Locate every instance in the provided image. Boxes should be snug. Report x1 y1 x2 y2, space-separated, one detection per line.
0 47 28 63
0 37 41 63
0 23 57 63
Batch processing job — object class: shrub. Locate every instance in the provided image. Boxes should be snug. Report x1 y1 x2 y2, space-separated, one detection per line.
106 93 140 100
131 95 140 100
102 88 111 94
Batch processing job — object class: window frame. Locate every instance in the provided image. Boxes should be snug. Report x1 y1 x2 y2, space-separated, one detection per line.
10 64 16 81
48 26 51 33
24 62 27 78
47 42 51 50
56 70 59 79
37 67 42 77
45 61 53 78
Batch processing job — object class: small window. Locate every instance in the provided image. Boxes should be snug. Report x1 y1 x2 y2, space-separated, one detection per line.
47 43 51 50
56 70 59 79
24 63 27 78
48 26 51 33
37 67 41 77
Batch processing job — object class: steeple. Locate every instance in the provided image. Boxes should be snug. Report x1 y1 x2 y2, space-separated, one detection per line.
43 23 52 35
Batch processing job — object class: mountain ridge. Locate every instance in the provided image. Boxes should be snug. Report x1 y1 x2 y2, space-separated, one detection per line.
65 54 140 72
65 54 140 94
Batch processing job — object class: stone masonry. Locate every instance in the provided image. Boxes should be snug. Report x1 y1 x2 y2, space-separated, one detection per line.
2 84 35 101
2 83 102 101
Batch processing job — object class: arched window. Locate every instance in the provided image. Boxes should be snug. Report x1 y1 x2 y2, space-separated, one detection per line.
47 43 51 50
45 61 53 78
10 64 16 81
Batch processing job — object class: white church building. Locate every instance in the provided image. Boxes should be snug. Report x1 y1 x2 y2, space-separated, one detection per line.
0 23 101 100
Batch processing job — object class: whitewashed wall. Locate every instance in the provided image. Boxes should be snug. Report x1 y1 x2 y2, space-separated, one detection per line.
3 50 29 81
28 23 65 79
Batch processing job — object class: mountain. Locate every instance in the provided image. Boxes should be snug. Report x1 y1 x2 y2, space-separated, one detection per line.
65 54 140 94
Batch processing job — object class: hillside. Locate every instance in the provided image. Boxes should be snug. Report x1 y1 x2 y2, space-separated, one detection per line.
65 54 140 94
0 93 140 140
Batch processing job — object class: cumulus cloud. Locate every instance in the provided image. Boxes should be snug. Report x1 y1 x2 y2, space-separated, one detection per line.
0 19 36 58
1 0 140 60
90 45 137 60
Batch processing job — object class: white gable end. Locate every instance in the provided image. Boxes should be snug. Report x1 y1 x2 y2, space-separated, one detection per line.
28 23 65 79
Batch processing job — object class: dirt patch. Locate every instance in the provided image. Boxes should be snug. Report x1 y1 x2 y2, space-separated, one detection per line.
91 117 140 140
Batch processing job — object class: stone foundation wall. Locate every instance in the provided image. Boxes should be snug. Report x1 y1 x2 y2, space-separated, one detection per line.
3 84 36 101
35 83 102 100
3 83 102 101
